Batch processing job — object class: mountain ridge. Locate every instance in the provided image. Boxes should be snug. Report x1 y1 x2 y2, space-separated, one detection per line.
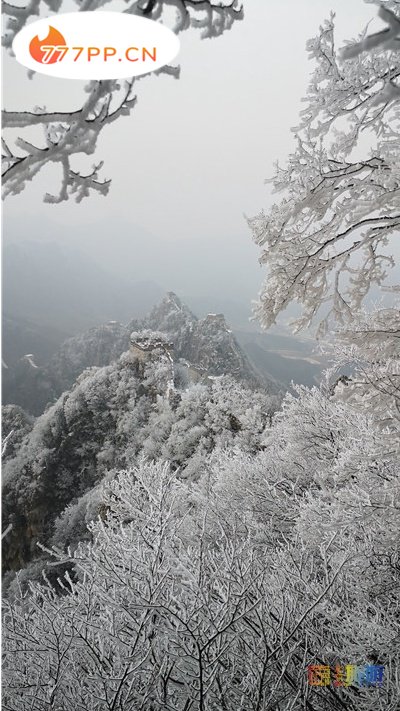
3 292 274 415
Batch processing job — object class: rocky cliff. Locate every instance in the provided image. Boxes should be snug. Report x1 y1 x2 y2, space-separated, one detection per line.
3 293 271 416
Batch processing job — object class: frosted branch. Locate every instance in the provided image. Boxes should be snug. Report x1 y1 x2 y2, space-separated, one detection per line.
2 1 243 202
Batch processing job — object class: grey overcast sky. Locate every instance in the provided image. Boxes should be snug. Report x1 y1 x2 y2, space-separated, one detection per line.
3 0 384 322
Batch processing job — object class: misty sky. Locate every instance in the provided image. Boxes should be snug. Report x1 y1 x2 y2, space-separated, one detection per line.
3 0 388 324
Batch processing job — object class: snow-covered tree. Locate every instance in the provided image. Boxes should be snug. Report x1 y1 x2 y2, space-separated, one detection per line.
5 449 400 710
2 1 243 202
247 3 400 668
4 5 400 708
2 342 275 578
249 1 400 334
329 305 400 460
5 457 381 711
1 404 34 459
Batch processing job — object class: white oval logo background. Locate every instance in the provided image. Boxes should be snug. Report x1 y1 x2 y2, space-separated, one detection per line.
12 12 180 80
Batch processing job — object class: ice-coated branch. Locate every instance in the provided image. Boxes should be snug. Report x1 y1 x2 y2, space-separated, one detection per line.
2 0 243 202
2 0 243 48
2 79 137 202
250 4 400 334
131 0 243 39
342 3 400 58
3 458 369 710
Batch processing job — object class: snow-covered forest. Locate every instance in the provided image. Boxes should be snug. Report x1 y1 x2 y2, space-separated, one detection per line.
2 1 400 709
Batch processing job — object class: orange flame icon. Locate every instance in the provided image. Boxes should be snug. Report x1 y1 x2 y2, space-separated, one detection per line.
29 26 67 64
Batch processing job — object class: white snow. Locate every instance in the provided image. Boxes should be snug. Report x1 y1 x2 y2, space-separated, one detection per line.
24 354 38 369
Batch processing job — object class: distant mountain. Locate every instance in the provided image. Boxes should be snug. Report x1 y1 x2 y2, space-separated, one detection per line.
2 314 70 367
3 241 322 397
134 292 267 389
2 342 275 578
3 293 274 416
45 321 130 395
2 321 130 416
134 292 198 354
3 241 165 334
2 353 57 416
